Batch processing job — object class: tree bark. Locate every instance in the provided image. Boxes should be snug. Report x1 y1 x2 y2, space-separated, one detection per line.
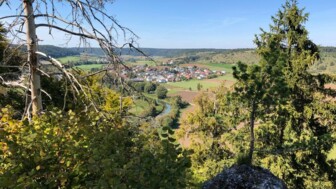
248 100 256 165
24 0 42 115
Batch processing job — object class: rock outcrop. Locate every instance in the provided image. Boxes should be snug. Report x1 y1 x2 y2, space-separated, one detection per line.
203 164 287 189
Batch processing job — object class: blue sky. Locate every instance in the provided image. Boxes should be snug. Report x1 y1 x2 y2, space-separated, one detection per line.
1 0 336 48
109 0 336 48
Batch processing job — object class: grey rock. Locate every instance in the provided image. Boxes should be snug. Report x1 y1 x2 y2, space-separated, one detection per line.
203 164 287 189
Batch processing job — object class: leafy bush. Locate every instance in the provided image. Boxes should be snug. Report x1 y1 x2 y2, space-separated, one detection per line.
0 108 191 188
156 85 168 99
133 82 146 92
144 82 156 93
140 104 157 117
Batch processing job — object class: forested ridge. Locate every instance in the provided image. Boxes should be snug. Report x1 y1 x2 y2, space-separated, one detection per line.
37 44 336 58
1 0 336 188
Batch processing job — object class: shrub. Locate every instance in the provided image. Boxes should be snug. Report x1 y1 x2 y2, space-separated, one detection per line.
0 108 191 188
144 82 156 93
156 85 168 99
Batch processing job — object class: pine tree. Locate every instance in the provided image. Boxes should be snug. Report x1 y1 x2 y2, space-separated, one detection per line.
228 0 336 187
250 0 336 187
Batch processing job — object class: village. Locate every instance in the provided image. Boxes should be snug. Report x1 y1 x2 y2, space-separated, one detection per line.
123 63 227 83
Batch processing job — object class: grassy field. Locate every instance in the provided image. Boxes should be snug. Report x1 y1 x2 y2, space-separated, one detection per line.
75 64 105 70
164 75 235 92
201 63 234 72
58 56 81 64
58 55 100 64
129 99 149 115
129 98 164 116
165 79 218 91
211 50 260 64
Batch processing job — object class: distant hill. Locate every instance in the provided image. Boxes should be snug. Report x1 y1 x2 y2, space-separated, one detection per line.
121 48 232 57
37 45 234 57
37 45 80 58
36 45 336 74
67 47 234 57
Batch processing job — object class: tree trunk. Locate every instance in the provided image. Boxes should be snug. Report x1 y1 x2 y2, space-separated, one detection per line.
24 0 42 115
248 100 256 165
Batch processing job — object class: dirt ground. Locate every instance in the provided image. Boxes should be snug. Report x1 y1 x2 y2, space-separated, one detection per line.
169 90 199 104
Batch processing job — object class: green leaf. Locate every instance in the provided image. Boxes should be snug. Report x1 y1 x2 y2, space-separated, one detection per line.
327 145 336 161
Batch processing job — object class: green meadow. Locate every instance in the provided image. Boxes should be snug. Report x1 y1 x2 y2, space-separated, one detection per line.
58 56 81 64
201 63 235 73
75 64 105 70
163 75 235 92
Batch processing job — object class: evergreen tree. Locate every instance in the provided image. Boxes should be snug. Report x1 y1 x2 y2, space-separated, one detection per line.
178 1 336 188
235 0 336 187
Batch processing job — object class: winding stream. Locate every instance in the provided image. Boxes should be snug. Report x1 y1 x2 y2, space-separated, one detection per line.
160 102 172 116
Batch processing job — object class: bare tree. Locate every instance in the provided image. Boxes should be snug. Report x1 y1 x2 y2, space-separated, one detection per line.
0 0 138 116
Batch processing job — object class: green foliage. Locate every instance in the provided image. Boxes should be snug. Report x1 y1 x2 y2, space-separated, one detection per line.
235 152 251 165
0 89 25 117
156 85 168 99
133 82 146 92
177 1 336 188
0 24 24 81
197 83 203 91
157 126 178 145
0 107 191 188
0 23 7 60
0 64 191 188
177 91 236 186
171 95 189 109
140 104 157 117
41 77 76 111
144 82 157 93
251 1 336 187
0 24 26 116
328 145 336 161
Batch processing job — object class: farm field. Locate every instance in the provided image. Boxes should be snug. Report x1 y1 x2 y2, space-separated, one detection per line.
164 75 234 91
163 75 235 105
58 55 100 64
58 56 81 64
165 79 218 91
75 64 105 70
202 63 235 72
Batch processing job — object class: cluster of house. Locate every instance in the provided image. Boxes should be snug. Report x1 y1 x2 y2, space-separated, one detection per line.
124 65 226 83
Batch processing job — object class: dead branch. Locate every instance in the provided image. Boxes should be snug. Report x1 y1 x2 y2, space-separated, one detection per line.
0 0 149 116
35 24 98 40
36 51 83 94
0 75 51 100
